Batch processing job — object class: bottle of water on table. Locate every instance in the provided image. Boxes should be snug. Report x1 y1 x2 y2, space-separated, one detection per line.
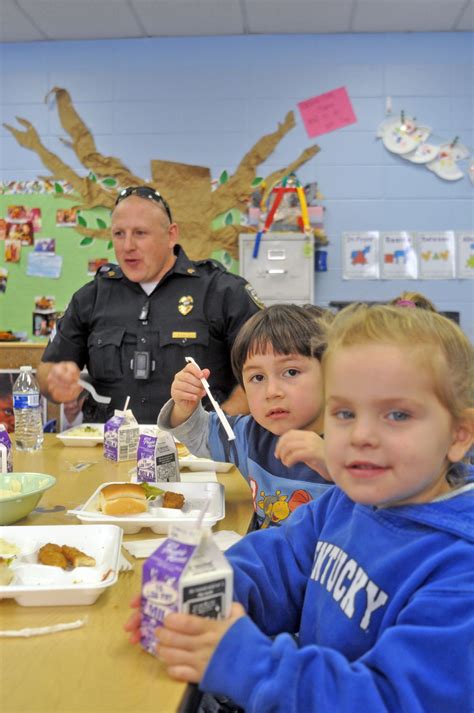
13 366 44 452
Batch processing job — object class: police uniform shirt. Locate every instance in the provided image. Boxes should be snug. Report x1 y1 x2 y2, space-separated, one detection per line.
42 245 263 423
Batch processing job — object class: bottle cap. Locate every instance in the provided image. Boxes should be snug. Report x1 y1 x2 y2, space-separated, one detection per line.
20 365 33 372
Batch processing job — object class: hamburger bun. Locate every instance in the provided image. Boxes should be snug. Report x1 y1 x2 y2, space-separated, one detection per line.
99 483 147 516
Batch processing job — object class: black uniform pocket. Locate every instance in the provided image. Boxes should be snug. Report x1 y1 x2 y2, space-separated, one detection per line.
87 327 125 381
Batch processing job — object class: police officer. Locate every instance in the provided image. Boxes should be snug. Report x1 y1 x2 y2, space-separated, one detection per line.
37 186 263 423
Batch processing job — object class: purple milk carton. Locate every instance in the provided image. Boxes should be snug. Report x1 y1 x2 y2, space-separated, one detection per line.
104 409 139 462
137 428 180 484
141 525 233 656
0 425 13 473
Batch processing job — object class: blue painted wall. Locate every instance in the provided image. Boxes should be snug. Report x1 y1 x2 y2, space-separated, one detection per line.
1 33 472 336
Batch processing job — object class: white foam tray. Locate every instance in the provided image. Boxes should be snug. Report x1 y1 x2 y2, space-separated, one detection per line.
72 481 225 534
56 423 104 447
0 524 122 606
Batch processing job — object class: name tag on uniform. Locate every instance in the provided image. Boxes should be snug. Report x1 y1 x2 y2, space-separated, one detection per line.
172 331 197 339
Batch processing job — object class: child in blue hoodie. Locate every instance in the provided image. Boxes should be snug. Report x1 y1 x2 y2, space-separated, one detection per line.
127 301 474 713
158 304 333 528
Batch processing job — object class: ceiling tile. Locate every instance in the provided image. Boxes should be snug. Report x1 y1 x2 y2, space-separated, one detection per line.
131 0 244 36
353 1 467 32
456 1 474 30
16 0 143 40
245 0 353 33
0 0 46 42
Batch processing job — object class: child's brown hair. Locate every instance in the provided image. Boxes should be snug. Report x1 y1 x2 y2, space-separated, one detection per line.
231 303 333 388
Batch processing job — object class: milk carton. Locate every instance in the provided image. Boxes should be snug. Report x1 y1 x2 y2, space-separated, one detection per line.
141 524 233 656
104 409 139 462
0 425 13 473
137 428 180 483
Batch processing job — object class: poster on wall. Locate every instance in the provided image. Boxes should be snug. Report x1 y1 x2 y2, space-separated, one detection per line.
456 232 474 279
381 232 418 279
342 231 380 280
418 231 456 279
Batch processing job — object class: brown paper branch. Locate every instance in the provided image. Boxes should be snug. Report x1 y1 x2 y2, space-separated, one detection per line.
47 87 143 186
5 89 321 259
261 145 321 205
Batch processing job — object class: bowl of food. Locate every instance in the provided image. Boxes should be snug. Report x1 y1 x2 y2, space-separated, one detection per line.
0 473 56 526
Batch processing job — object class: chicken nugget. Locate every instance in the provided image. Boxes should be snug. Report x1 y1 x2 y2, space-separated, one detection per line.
38 543 68 569
61 545 96 568
162 491 185 509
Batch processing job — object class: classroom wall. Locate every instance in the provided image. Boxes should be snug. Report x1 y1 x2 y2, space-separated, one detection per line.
0 32 473 337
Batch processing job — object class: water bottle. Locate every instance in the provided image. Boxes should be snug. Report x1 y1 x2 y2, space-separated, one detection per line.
13 366 44 452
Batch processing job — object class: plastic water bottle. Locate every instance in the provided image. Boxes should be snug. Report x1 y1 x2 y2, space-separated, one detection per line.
13 366 44 452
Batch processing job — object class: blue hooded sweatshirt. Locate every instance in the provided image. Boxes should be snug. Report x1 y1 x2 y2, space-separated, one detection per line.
201 477 474 713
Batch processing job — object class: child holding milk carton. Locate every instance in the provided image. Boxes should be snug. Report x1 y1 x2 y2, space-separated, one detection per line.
127 302 474 713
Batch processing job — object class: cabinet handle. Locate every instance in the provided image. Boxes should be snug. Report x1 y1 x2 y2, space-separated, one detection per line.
266 268 287 275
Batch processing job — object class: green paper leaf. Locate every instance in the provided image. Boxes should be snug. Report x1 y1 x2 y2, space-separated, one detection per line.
219 170 229 185
224 212 233 225
88 172 97 183
80 237 93 246
107 241 113 250
54 182 64 193
96 218 108 230
251 177 263 186
77 215 87 227
102 178 117 187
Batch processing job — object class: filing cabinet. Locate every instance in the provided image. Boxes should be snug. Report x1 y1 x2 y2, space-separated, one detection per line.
239 234 314 306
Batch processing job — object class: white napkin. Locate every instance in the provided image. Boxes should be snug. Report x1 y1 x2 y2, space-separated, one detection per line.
122 530 242 559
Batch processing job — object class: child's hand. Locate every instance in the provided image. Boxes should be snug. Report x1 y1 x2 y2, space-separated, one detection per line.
170 363 211 426
124 594 142 644
157 603 246 683
275 430 333 481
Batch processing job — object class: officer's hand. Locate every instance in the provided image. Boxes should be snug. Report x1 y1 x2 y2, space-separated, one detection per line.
170 363 210 426
46 362 83 403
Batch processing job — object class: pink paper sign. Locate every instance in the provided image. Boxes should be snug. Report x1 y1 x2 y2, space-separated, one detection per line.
298 86 357 138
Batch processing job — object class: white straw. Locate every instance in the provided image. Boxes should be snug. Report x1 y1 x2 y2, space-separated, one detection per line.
0 619 86 638
122 395 130 413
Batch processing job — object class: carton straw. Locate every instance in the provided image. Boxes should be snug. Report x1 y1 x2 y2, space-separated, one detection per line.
122 396 130 413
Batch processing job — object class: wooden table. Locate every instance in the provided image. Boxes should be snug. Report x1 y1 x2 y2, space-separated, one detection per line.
0 435 253 713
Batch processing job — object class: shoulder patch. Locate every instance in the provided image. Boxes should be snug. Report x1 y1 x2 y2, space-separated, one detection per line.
195 258 225 272
245 283 265 309
96 263 122 279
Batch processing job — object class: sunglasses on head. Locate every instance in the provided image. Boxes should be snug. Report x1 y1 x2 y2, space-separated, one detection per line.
115 186 173 223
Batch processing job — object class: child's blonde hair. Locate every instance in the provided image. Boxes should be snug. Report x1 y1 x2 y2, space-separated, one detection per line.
389 291 437 312
319 303 473 421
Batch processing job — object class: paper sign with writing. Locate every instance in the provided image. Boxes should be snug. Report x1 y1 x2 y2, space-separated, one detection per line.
342 231 380 280
456 232 474 279
418 231 455 279
298 87 357 138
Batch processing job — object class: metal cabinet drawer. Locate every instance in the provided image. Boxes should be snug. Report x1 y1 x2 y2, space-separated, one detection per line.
239 235 314 302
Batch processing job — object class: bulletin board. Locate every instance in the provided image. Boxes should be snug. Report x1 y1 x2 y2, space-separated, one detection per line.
0 191 112 339
0 189 241 341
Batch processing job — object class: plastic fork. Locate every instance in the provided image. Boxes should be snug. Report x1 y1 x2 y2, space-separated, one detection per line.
78 378 111 404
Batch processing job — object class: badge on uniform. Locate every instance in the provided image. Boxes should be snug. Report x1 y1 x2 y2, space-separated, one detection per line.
245 284 265 309
178 295 194 315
